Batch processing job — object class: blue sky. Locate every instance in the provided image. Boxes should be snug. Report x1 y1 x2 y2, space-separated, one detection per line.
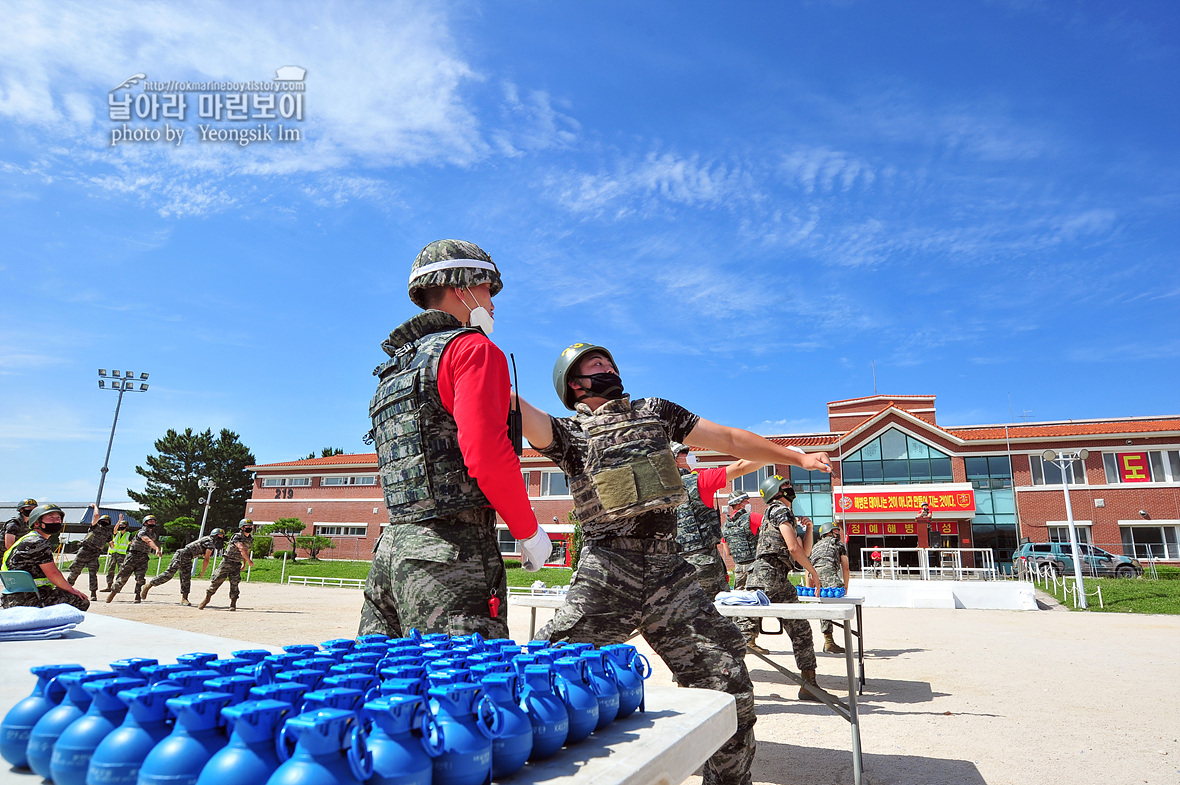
2 0 1178 504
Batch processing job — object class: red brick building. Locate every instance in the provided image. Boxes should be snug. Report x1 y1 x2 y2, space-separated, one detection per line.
245 394 1180 570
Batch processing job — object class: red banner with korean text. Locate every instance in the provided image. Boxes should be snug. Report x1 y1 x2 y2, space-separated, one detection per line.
846 521 959 537
834 489 975 514
1116 453 1151 483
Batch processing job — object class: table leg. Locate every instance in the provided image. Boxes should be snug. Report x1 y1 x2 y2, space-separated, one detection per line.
844 622 863 785
529 606 538 640
856 604 865 694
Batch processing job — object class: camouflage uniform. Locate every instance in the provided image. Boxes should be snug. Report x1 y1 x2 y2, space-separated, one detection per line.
741 502 816 672
675 470 729 599
535 396 755 785
206 532 252 603
360 310 509 640
110 527 159 600
105 529 131 590
722 507 758 589
67 522 114 598
810 533 848 636
149 535 218 598
4 515 30 545
2 532 90 611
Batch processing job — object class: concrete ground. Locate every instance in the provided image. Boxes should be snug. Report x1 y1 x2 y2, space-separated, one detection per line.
6 578 1180 785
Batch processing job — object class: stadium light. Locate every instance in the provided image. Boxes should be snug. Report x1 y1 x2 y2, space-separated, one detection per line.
1042 448 1091 608
94 368 151 512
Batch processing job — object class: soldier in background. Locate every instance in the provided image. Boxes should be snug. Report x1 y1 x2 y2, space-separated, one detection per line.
143 528 227 606
4 498 37 550
104 517 131 592
359 239 549 640
2 503 91 610
720 492 759 590
808 520 850 653
67 504 115 601
200 520 254 611
670 442 758 599
516 341 832 785
743 476 823 701
106 514 162 603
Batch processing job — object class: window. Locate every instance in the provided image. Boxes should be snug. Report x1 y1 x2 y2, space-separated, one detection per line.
733 466 775 494
539 471 570 497
1047 525 1091 544
1102 451 1180 484
841 429 952 485
497 529 519 555
1029 455 1087 486
964 456 1013 489
1121 525 1180 560
322 476 376 486
314 525 367 537
261 477 312 487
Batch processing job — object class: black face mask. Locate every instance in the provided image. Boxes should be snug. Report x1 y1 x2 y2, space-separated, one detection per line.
574 372 625 402
40 522 63 535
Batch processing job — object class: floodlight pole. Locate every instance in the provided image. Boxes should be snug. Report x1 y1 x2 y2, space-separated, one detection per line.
1044 448 1090 609
95 369 150 512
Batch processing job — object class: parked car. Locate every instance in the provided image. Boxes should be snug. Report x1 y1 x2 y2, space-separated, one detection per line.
1014 542 1143 578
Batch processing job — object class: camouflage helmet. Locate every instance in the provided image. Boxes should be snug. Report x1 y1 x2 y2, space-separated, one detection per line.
669 442 691 456
727 491 750 507
552 342 619 410
407 239 503 308
28 502 65 529
18 498 37 512
759 474 796 504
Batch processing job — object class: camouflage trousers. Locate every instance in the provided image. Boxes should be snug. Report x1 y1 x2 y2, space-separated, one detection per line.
1 586 90 612
731 560 755 590
105 552 125 587
150 552 196 597
537 538 755 785
814 565 846 636
741 557 816 672
207 558 244 602
683 548 731 600
111 551 151 598
67 547 105 597
359 508 509 640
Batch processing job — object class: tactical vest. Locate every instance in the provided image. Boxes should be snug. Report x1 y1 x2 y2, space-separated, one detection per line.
370 310 491 525
567 396 687 537
756 501 800 569
810 533 844 576
674 470 722 554
108 531 131 555
722 509 758 564
80 525 114 552
128 529 158 555
224 534 252 563
2 532 52 587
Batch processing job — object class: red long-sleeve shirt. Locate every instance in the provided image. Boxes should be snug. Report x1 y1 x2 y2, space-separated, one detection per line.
437 332 538 539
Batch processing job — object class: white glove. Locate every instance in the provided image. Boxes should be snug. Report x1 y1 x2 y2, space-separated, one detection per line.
520 527 553 572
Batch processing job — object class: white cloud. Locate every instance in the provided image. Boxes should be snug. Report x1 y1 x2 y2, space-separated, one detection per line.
492 81 580 156
779 146 876 194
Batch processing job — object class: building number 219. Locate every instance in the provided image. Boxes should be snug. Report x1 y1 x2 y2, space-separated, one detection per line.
274 488 294 499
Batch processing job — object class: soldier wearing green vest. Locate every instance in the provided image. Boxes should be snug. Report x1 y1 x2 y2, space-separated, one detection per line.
358 240 549 640
103 516 131 592
515 342 832 785
106 514 162 603
2 502 90 610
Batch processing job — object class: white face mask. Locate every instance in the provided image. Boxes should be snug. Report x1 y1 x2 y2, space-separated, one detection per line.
458 287 494 334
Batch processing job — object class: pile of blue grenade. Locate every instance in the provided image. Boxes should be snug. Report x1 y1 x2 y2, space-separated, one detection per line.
0 630 652 785
796 587 847 598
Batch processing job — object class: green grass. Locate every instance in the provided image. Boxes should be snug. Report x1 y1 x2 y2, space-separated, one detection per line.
1037 575 1180 614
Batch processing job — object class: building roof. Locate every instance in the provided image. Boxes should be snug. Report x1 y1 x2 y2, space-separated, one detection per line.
249 454 379 471
948 416 1180 441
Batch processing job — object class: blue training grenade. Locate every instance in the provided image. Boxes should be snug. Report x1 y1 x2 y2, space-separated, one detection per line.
86 683 185 785
480 672 532 778
600 644 651 719
579 650 621 730
518 664 568 760
25 669 116 780
427 683 501 785
138 691 233 785
49 676 146 785
0 663 84 768
364 694 443 785
196 699 292 785
551 656 598 745
271 707 373 785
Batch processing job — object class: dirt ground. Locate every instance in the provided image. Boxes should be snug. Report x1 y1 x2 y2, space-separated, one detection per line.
86 579 1180 785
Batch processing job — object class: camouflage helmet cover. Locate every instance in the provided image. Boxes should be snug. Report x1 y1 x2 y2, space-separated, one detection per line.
407 239 503 308
18 498 37 511
759 474 796 503
28 502 64 529
552 342 619 410
727 491 750 506
668 441 691 456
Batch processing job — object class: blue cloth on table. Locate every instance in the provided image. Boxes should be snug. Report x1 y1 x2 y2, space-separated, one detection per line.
0 604 85 641
714 590 770 606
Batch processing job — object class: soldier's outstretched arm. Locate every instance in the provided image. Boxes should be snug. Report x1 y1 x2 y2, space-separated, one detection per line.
687 417 832 473
724 459 762 482
513 392 555 450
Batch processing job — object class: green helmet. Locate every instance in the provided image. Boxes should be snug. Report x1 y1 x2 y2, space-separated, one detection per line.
28 502 64 529
759 475 796 504
143 514 157 526
407 239 503 308
96 514 112 525
816 521 838 537
552 342 619 410
238 518 254 532
18 498 37 512
210 528 227 538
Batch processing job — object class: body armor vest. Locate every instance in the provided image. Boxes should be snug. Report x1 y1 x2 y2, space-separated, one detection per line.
128 529 158 555
722 509 758 564
674 471 722 554
370 310 491 525
567 396 687 537
756 501 800 569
